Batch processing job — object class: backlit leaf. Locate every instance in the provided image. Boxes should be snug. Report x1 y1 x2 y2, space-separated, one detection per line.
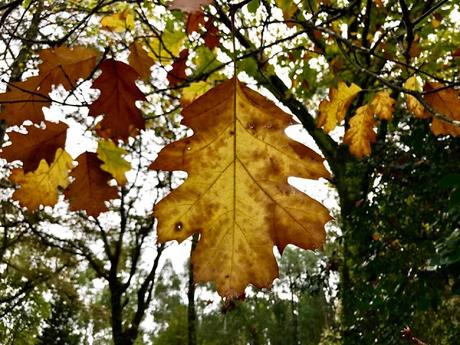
404 76 427 118
89 59 146 141
167 49 189 86
370 91 395 121
1 121 68 172
180 81 213 107
316 81 361 133
100 9 134 32
10 148 73 210
97 139 131 186
424 82 460 137
128 42 154 81
147 30 186 64
151 78 331 298
344 105 376 158
65 152 118 217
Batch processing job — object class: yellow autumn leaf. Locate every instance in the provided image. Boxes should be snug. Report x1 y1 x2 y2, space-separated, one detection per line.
10 148 73 210
128 42 154 80
150 78 331 298
147 30 186 64
404 76 427 118
180 81 213 107
100 9 134 32
316 81 361 133
370 91 395 121
97 139 131 186
344 105 376 158
424 82 460 137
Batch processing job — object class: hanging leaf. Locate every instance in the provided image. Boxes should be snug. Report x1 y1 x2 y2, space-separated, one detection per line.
316 81 361 133
128 42 154 81
10 148 73 210
203 17 219 50
344 105 376 158
424 82 460 137
97 139 131 186
0 76 50 126
100 9 135 32
404 76 427 119
370 91 395 121
167 49 189 86
1 121 68 172
89 59 146 141
38 46 99 92
150 78 331 298
186 11 206 35
65 152 118 217
147 30 186 64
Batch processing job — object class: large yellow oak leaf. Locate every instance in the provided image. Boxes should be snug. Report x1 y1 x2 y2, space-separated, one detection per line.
344 105 376 158
1 121 68 172
424 82 460 137
38 46 99 92
316 81 361 133
9 148 73 210
100 9 134 32
0 76 50 126
65 152 118 217
150 78 331 298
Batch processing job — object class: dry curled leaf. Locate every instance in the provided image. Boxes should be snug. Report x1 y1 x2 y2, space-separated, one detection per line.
151 78 331 298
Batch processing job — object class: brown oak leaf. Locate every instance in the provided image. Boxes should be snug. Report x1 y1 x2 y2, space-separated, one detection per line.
1 121 68 172
167 49 189 86
89 59 146 141
64 152 118 217
187 11 206 35
204 17 219 50
128 42 154 81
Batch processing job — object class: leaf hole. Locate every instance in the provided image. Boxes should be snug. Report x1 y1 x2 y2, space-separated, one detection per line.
174 221 183 232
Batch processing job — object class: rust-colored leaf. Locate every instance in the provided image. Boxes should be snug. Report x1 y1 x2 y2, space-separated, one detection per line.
38 46 98 92
1 121 68 172
150 78 331 298
89 59 146 141
64 152 118 217
187 11 206 35
424 82 460 137
167 49 189 86
128 42 154 81
10 148 73 210
203 17 219 50
169 0 212 12
0 76 50 126
343 105 376 158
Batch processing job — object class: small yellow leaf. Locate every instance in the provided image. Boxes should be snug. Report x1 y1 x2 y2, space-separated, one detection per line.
128 42 154 80
10 148 73 210
97 140 131 185
344 105 376 158
180 81 213 107
316 81 361 133
431 18 441 28
101 9 134 32
147 30 186 64
370 91 395 121
404 76 427 118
